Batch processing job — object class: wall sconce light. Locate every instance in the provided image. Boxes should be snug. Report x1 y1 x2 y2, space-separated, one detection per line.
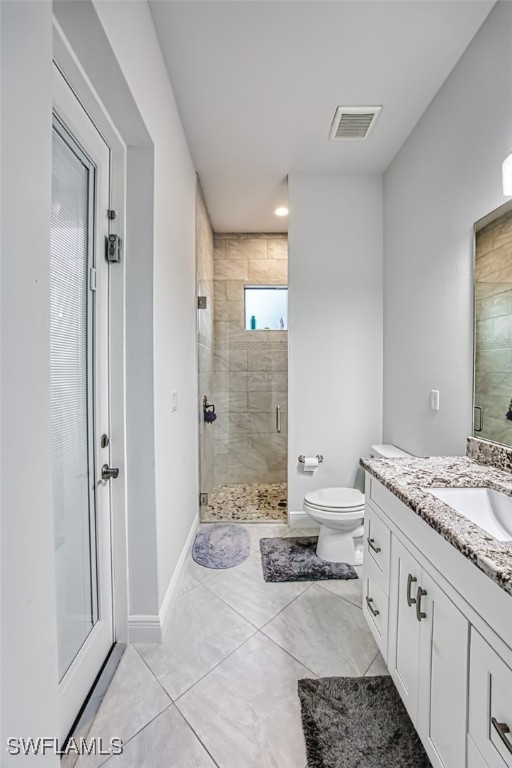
502 152 512 195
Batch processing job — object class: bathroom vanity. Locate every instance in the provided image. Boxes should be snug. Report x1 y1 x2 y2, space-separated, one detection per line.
360 440 512 768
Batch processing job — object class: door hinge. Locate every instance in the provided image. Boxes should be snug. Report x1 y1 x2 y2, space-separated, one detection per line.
89 267 97 291
197 296 207 309
107 209 116 220
199 492 208 506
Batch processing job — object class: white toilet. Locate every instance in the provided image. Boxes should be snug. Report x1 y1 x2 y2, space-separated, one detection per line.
303 444 410 564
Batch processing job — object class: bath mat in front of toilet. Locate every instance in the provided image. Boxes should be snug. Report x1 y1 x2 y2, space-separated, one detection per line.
259 537 358 582
192 523 251 569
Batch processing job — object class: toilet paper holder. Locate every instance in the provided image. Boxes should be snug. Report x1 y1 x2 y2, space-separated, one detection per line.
298 454 324 464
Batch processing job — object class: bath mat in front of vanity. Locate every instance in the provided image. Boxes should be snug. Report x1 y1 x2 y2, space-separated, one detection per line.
259 537 358 582
192 523 250 569
298 676 431 768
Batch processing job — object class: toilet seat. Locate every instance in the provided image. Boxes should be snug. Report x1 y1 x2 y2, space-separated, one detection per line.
303 503 364 524
304 487 364 514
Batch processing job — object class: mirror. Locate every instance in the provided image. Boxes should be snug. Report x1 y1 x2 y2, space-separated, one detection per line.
474 201 512 446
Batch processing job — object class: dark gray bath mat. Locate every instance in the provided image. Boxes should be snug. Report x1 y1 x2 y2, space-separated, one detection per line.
259 537 358 582
298 676 431 768
192 524 250 569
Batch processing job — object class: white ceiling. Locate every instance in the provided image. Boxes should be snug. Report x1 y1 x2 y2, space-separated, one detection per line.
149 1 494 232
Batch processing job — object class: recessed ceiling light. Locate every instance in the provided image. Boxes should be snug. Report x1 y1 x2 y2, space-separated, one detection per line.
274 207 288 217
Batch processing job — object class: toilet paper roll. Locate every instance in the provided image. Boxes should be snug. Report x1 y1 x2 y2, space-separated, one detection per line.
303 457 319 472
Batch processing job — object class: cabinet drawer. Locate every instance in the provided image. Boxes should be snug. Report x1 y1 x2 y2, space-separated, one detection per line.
469 629 512 768
363 558 389 661
364 502 391 591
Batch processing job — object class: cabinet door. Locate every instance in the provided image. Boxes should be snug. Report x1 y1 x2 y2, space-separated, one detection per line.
418 571 469 768
469 629 512 768
388 536 421 724
363 557 389 660
364 502 391 589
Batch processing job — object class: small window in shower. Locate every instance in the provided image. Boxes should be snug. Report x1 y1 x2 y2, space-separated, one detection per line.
244 286 288 331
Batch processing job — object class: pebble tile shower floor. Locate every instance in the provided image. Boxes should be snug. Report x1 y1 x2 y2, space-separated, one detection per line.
201 482 287 522
75 523 388 768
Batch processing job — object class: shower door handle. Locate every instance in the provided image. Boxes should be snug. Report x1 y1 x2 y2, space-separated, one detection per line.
276 406 281 434
474 405 483 432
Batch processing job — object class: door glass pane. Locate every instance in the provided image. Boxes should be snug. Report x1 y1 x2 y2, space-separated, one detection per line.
51 125 98 681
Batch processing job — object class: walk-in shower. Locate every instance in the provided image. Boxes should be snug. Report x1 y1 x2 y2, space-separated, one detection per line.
196 185 288 522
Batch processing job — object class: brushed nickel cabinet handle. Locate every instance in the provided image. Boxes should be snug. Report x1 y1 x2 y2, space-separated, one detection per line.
407 573 418 608
416 587 427 621
407 574 417 607
366 596 380 617
492 717 512 755
367 537 381 554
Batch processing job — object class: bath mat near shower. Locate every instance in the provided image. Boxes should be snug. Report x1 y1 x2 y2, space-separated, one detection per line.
192 524 251 569
298 676 431 768
259 537 358 582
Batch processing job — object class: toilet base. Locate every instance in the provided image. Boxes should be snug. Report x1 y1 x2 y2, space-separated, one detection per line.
316 524 364 565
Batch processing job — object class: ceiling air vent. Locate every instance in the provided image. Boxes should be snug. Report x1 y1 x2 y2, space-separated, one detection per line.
329 106 382 141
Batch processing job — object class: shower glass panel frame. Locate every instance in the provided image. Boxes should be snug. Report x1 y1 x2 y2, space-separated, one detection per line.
196 225 289 522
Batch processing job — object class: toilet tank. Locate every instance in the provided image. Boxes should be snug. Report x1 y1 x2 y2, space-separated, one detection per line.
370 444 411 458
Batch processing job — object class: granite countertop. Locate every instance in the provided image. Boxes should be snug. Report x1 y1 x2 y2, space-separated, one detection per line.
359 451 512 597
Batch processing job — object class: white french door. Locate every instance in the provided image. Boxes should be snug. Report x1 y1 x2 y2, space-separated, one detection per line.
51 64 114 741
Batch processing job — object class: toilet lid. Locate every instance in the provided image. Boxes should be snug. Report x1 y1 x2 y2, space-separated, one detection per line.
304 487 364 511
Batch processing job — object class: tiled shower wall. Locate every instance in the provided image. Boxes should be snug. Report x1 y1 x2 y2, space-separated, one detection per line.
196 184 216 497
475 208 512 445
212 234 288 484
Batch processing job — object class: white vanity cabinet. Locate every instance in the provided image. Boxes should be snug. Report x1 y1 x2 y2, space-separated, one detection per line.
363 473 512 768
387 536 468 768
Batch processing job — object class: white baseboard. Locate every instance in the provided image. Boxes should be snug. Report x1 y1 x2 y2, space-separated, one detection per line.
158 512 200 630
128 512 200 643
127 614 162 644
288 510 319 528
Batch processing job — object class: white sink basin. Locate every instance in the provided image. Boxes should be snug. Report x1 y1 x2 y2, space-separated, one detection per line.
424 487 512 542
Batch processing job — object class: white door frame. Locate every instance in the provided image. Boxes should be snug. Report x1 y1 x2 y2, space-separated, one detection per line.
52 25 129 735
52 63 115 740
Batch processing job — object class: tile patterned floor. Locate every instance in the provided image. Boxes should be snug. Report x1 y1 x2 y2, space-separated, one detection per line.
202 483 288 522
77 523 388 768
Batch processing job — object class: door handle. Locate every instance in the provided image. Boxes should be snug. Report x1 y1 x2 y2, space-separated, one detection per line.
492 717 512 755
276 405 281 434
474 405 483 432
416 586 427 621
367 537 381 554
366 596 380 617
407 574 417 606
102 464 119 481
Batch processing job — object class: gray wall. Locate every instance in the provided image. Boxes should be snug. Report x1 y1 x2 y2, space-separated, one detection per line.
383 1 512 457
94 1 199 609
1 1 60 761
288 173 383 512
